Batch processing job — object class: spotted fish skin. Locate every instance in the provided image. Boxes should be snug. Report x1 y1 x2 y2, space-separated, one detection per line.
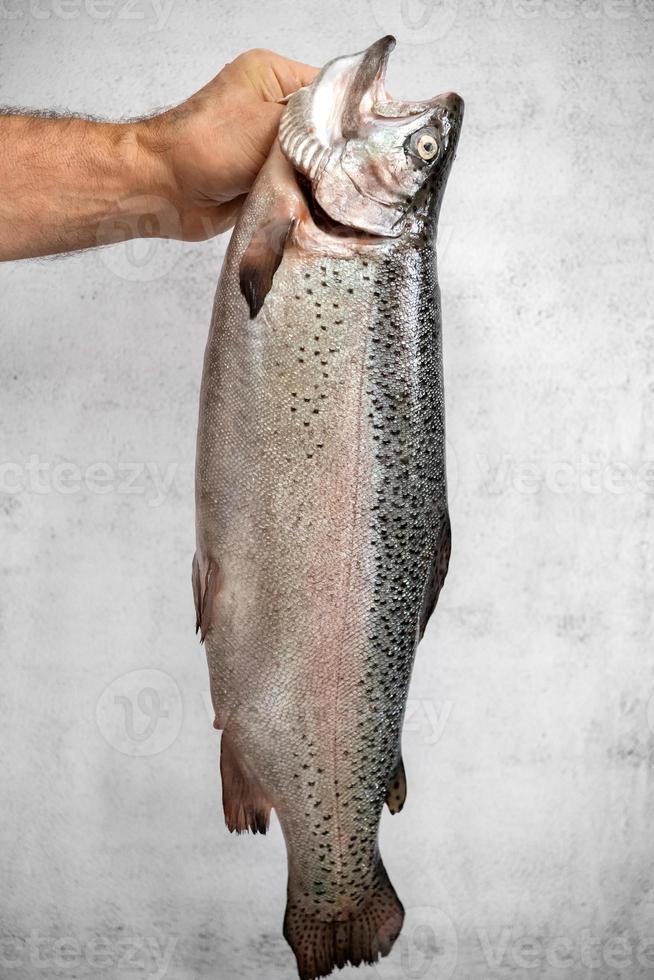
194 36 462 980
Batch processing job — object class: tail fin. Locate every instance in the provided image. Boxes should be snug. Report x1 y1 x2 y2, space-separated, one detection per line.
283 860 404 980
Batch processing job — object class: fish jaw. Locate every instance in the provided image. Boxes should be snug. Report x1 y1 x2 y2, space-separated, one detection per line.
279 36 464 238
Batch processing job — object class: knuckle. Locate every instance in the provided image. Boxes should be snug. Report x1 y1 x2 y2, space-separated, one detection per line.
239 47 275 66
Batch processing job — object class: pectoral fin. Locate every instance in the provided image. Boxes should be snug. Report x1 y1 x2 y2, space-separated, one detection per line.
386 757 407 815
239 214 296 319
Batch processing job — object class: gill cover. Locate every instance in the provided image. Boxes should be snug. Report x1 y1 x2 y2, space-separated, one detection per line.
279 35 463 238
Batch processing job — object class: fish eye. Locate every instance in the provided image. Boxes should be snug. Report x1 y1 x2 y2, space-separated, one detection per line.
409 129 440 163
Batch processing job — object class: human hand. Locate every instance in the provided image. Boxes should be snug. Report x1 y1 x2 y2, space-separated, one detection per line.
0 48 317 261
137 49 318 241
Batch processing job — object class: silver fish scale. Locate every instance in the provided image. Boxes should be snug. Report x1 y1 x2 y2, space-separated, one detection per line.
197 208 449 923
287 241 449 919
358 238 448 790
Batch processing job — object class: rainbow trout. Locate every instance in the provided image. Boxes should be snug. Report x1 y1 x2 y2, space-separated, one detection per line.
193 35 463 980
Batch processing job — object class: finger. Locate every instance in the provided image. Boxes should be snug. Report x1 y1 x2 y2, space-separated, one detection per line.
279 57 319 92
252 52 319 101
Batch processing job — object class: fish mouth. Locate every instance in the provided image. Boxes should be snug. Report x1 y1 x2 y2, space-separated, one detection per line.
283 35 400 241
340 34 396 138
279 36 397 166
279 36 464 238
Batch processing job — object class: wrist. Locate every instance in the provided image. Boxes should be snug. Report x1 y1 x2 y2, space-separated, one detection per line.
102 119 185 244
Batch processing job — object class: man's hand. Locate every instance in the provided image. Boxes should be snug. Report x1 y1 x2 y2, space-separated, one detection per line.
138 49 318 240
0 49 318 261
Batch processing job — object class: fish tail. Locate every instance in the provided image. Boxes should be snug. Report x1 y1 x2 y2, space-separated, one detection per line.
283 859 404 980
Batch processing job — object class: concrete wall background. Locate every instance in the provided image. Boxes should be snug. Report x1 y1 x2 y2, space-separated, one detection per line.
1 2 653 978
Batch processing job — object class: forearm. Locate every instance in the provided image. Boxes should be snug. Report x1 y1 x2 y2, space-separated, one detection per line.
0 113 175 261
0 52 318 261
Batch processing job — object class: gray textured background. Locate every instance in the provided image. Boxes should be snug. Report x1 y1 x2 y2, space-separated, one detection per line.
1 1 654 978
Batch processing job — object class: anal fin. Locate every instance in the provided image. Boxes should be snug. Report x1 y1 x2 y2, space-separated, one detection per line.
386 757 407 815
220 736 272 835
192 553 221 643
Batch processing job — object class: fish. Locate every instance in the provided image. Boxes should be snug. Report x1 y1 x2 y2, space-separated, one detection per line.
193 34 463 980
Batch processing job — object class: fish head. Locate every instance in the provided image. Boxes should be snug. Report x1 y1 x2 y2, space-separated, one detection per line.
279 35 464 239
